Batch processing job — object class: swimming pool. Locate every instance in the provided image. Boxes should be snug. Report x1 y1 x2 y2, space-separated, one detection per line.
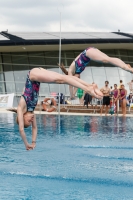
0 114 133 200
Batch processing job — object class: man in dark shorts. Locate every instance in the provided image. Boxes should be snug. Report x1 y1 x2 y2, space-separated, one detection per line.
100 81 110 116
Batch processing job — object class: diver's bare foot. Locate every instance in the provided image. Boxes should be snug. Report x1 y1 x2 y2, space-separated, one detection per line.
127 64 131 68
126 64 133 73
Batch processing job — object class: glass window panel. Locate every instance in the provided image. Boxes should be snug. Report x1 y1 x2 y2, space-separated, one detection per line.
81 75 93 84
106 77 120 87
13 64 27 71
12 64 29 71
66 58 73 66
4 71 14 82
119 50 128 56
65 51 75 59
45 57 59 66
74 51 81 57
0 72 4 81
102 49 115 56
11 53 29 64
0 73 5 94
0 65 2 72
103 63 116 67
6 83 15 93
118 69 132 77
0 55 3 72
0 82 5 94
81 67 92 77
28 52 45 69
2 54 13 78
92 67 106 76
13 70 29 83
15 83 24 94
44 51 59 57
114 49 120 56
65 51 74 66
28 52 44 56
3 63 12 72
101 49 120 56
90 60 104 67
93 76 107 88
127 50 133 56
64 85 70 96
105 67 119 76
2 54 12 63
49 83 65 94
12 53 29 71
39 83 50 96
127 50 133 63
119 50 128 62
45 59 65 68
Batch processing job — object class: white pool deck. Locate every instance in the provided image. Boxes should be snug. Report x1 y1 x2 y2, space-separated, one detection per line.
0 108 133 117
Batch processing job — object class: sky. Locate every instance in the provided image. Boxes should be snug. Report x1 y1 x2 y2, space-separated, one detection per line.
0 0 133 33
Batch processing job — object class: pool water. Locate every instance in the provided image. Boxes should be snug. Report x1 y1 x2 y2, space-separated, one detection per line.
0 114 133 200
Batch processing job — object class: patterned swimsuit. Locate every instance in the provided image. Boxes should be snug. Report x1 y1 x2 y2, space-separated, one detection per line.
22 71 40 112
75 47 92 74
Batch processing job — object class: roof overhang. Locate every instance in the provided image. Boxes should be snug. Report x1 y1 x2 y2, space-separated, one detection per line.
0 43 133 52
0 31 133 52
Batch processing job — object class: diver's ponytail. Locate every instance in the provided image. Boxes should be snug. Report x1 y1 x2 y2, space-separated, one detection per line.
7 108 17 113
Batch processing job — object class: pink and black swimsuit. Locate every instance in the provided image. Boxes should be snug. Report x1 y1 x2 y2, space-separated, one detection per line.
113 89 118 98
75 47 93 74
120 89 126 100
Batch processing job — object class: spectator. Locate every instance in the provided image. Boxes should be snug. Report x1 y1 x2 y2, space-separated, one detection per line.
118 80 123 90
110 86 113 96
56 93 64 104
112 84 119 114
77 88 84 105
84 93 92 108
109 96 115 115
100 81 110 116
127 80 133 93
127 93 133 106
119 84 127 116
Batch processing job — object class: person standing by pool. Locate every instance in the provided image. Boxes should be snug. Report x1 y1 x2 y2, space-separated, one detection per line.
8 68 103 150
59 47 133 98
110 86 113 96
77 88 84 105
118 80 123 90
112 84 119 114
127 80 133 93
119 84 127 116
100 81 110 116
127 93 133 106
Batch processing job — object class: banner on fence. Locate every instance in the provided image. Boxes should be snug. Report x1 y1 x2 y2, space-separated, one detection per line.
0 93 14 108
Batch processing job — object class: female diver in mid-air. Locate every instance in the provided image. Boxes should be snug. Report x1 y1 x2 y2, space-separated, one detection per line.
59 47 133 99
8 68 103 150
